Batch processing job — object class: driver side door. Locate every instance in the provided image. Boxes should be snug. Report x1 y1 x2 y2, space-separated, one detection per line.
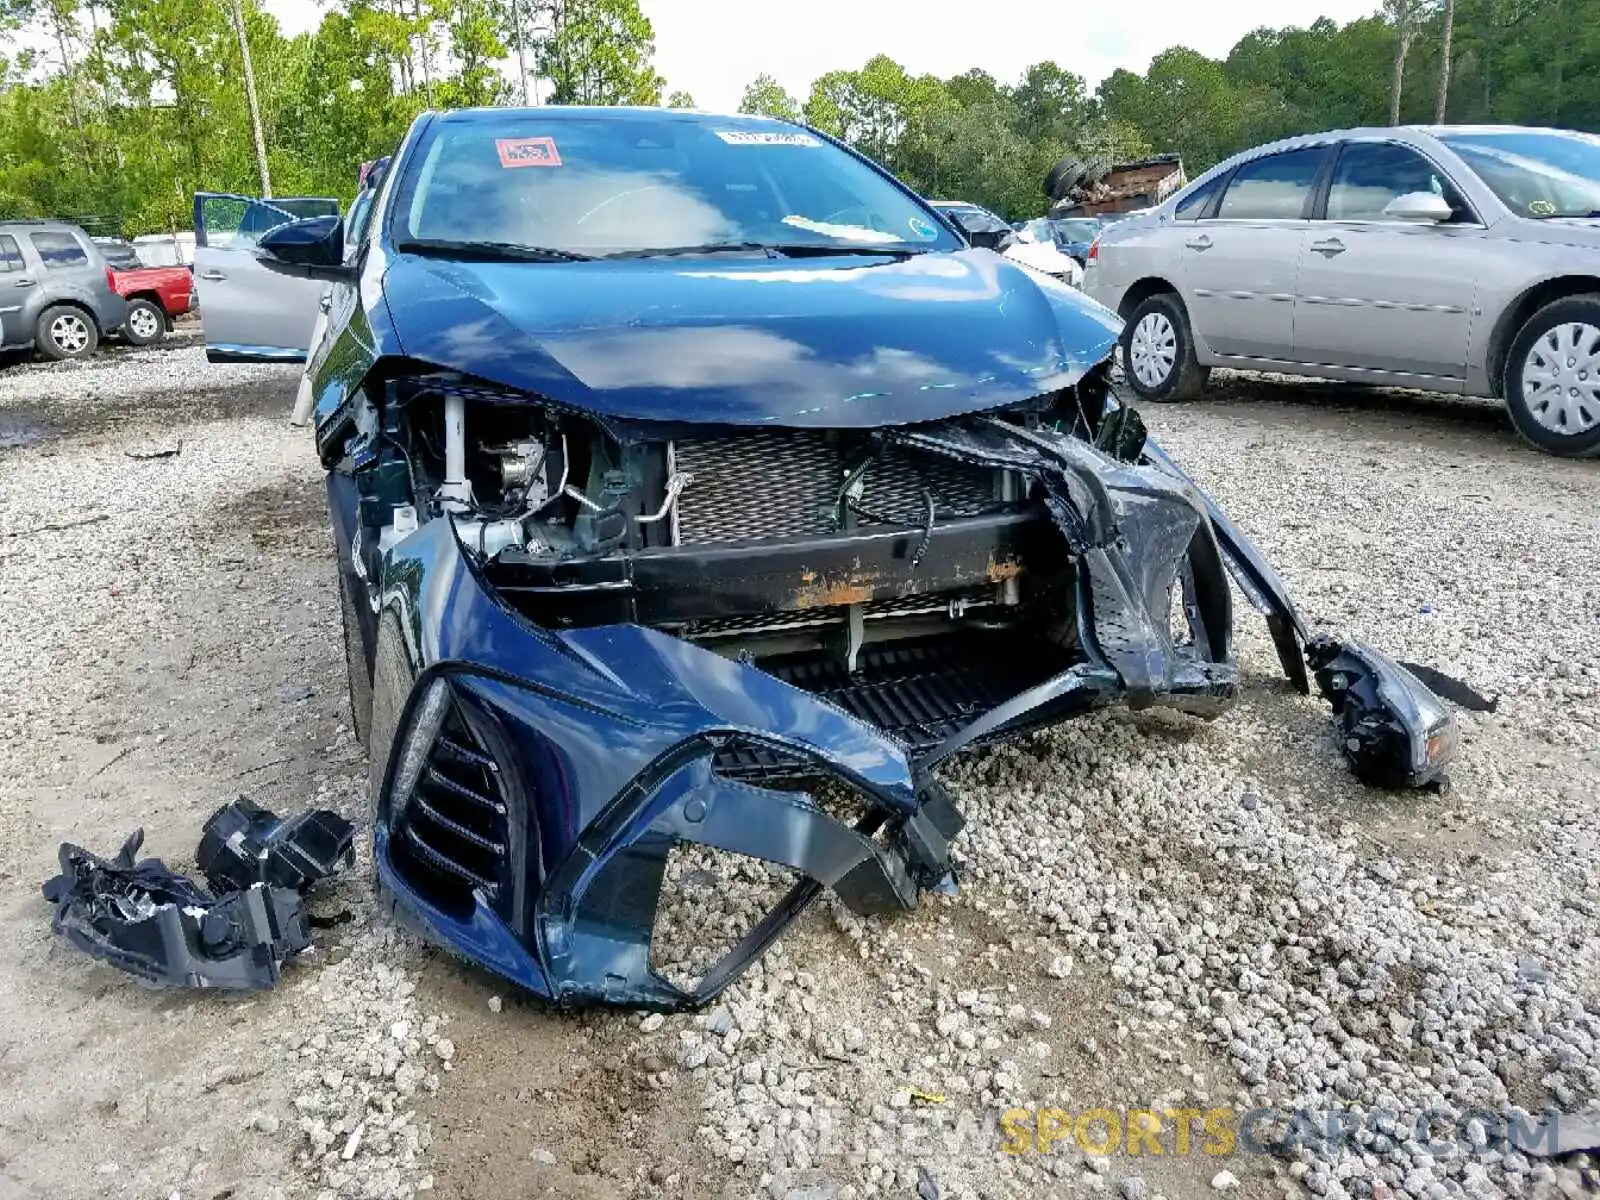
192 192 339 363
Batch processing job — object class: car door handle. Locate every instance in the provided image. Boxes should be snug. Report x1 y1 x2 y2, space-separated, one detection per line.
15 277 34 287
1310 238 1346 257
200 269 227 281
1185 235 1212 251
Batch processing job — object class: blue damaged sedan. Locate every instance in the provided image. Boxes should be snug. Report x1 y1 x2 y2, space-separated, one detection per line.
190 106 1463 1010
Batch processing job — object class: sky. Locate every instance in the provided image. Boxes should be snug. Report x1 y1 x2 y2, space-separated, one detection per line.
257 0 1383 112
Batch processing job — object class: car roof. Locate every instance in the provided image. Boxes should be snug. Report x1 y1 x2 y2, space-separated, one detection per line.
1208 123 1592 169
433 105 795 126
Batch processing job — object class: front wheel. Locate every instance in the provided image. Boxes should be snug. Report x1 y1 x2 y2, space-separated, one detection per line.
35 305 99 361
339 564 375 749
1504 295 1600 458
1120 293 1208 402
123 298 166 346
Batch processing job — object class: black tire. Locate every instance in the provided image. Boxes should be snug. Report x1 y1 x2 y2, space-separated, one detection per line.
1045 156 1089 203
122 298 166 346
1120 292 1208 402
365 611 413 836
1503 294 1600 458
35 305 99 360
339 565 374 748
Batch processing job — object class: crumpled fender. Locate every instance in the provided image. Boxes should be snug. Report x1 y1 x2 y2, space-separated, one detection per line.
1138 428 1459 789
1140 435 1311 693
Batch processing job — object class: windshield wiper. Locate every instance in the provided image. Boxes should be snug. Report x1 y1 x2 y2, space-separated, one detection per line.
599 242 771 260
599 242 930 261
396 238 594 263
766 243 928 259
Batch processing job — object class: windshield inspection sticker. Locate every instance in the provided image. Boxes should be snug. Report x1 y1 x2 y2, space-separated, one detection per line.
908 216 939 240
715 130 822 147
1528 198 1556 216
496 137 562 168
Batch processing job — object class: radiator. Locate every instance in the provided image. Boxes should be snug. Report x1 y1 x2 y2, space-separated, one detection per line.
671 432 998 545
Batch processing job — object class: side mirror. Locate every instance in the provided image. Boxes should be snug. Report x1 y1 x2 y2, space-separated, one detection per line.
1383 191 1454 224
962 226 1010 251
257 215 351 280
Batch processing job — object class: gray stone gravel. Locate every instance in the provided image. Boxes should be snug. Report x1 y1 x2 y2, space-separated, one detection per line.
633 379 1600 1200
5 342 1599 1200
0 339 443 1200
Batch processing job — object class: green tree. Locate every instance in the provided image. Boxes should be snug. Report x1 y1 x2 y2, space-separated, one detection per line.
665 89 694 107
915 98 1035 213
436 0 511 108
1098 48 1259 172
802 55 948 170
4 0 1600 240
737 73 799 121
535 0 664 106
944 67 1002 109
1009 61 1087 144
1383 0 1431 123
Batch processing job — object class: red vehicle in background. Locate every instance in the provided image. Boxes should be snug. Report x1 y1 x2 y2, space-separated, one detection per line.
96 238 196 346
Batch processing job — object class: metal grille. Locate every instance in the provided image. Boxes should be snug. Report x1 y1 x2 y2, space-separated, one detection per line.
673 432 997 545
761 633 1074 755
677 586 997 641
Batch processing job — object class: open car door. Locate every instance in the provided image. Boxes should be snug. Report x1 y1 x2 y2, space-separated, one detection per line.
192 192 339 364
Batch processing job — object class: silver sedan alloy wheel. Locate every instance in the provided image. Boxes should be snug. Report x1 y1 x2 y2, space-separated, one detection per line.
1129 311 1177 390
127 305 161 341
50 312 91 355
1522 322 1600 434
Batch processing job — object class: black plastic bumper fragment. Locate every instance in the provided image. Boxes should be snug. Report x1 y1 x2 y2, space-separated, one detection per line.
41 801 355 991
198 796 356 893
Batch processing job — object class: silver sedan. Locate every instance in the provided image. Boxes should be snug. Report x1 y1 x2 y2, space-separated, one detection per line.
1085 125 1600 457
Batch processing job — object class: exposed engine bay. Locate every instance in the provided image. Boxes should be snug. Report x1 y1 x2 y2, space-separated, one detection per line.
348 366 1201 754
328 362 1476 1011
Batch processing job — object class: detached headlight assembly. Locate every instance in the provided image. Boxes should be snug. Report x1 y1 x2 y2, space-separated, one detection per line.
1306 637 1459 790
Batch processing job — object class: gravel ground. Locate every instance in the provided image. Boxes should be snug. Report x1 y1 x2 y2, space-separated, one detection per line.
1 339 1596 1200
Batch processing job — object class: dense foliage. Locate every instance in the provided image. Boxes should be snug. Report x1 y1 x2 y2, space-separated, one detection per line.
2 0 1596 233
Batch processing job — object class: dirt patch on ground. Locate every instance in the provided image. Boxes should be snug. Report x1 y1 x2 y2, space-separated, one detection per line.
415 954 723 1199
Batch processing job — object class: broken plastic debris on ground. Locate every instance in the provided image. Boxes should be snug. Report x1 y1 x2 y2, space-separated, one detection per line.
41 797 355 990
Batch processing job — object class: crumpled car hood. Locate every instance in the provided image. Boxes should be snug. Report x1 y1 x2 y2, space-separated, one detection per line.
379 248 1120 427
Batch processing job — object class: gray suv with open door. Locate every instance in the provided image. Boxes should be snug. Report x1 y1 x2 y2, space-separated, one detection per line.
1086 125 1600 458
0 220 129 360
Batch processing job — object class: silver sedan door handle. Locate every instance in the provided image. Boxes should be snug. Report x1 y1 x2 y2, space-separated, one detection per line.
1310 238 1346 257
1185 235 1213 251
200 269 227 281
15 277 34 287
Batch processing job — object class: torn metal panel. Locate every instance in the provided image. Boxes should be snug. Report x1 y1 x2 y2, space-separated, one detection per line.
893 418 1239 713
1139 434 1312 694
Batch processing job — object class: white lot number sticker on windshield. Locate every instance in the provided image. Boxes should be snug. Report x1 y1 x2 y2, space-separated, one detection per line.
715 130 821 147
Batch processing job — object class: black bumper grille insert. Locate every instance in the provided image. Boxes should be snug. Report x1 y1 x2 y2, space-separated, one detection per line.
393 705 511 912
